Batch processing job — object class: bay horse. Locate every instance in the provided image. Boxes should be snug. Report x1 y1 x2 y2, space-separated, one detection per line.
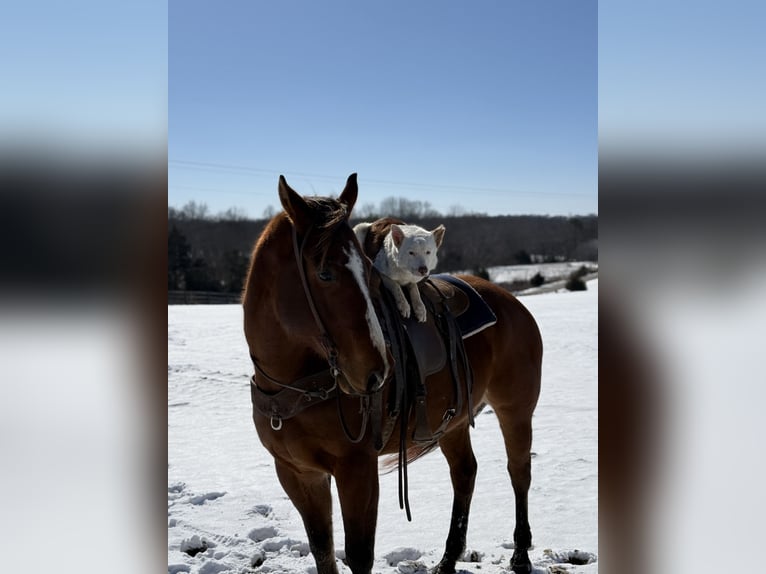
242 174 542 574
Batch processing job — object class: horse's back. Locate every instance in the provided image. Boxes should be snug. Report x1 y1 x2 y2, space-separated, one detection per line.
456 274 542 414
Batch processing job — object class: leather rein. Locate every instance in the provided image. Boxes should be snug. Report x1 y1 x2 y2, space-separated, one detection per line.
249 223 373 442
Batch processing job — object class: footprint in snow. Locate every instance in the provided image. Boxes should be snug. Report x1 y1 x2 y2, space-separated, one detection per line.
168 482 186 493
168 483 187 503
180 534 216 557
198 561 232 574
384 547 422 566
541 548 597 566
247 503 272 517
261 537 302 552
248 525 279 543
396 560 428 574
188 491 226 505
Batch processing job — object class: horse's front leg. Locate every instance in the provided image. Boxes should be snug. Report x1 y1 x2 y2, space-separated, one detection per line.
274 460 339 574
335 452 380 574
433 426 477 574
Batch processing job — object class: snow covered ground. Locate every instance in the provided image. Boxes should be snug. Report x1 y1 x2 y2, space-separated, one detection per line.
168 281 598 574
488 262 597 285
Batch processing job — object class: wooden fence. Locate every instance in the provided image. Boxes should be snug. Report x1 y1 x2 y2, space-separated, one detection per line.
168 291 242 305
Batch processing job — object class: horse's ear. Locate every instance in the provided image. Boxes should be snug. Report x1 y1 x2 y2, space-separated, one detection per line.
278 175 313 229
432 224 446 248
338 173 358 216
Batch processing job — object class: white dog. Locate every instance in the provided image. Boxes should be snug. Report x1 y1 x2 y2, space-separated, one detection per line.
354 219 446 322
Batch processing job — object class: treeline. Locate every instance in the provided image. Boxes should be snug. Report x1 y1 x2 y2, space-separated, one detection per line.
168 199 597 292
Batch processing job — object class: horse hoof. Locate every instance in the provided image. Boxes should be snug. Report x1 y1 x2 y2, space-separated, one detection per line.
431 560 456 574
510 549 532 574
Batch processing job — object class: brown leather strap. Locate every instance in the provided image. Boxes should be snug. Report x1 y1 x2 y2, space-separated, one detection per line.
336 392 372 444
430 280 475 427
291 224 340 377
250 368 337 430
373 283 406 451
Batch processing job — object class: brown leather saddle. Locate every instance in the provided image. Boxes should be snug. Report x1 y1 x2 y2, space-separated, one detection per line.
405 275 496 377
397 275 497 444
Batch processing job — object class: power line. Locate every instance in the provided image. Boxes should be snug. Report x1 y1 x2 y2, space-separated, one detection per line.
168 159 594 199
169 184 273 197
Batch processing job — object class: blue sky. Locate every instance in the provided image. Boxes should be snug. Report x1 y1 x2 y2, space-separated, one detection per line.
169 1 597 217
599 0 765 155
1 1 166 152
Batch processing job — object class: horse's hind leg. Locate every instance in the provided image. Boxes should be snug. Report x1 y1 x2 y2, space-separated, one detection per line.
494 408 535 574
433 425 478 574
274 461 339 574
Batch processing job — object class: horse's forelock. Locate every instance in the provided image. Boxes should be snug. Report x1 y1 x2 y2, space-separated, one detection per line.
264 196 350 267
302 197 350 260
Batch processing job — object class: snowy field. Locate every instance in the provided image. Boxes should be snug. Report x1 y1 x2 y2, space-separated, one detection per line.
168 280 598 574
488 262 597 285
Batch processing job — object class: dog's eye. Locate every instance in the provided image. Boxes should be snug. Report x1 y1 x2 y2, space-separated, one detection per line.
426 251 431 255
317 269 333 282
408 251 415 256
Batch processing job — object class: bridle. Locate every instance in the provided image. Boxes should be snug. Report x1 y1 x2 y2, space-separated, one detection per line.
291 224 342 379
249 220 375 442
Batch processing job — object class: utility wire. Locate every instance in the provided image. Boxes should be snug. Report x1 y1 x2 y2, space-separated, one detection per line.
169 159 593 199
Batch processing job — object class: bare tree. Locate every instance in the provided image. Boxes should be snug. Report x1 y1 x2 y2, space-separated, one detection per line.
354 202 378 220
378 197 443 219
178 200 210 220
217 206 249 221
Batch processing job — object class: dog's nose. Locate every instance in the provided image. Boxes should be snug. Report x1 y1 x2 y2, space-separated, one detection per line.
418 266 429 276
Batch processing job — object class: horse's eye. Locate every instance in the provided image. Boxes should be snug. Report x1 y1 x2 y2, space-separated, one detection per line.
317 269 333 282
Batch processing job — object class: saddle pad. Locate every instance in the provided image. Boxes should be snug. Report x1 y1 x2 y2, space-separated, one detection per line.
431 274 497 338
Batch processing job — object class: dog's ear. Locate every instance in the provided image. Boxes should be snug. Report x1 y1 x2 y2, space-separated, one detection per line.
391 224 405 248
278 175 313 230
432 225 446 247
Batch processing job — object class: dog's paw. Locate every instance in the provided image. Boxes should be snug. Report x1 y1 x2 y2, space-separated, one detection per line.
397 300 412 318
413 301 427 323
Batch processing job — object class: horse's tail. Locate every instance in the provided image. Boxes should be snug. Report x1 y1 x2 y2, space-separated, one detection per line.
378 402 488 474
378 442 440 474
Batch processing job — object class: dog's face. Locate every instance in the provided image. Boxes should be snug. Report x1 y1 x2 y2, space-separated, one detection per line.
391 224 446 282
